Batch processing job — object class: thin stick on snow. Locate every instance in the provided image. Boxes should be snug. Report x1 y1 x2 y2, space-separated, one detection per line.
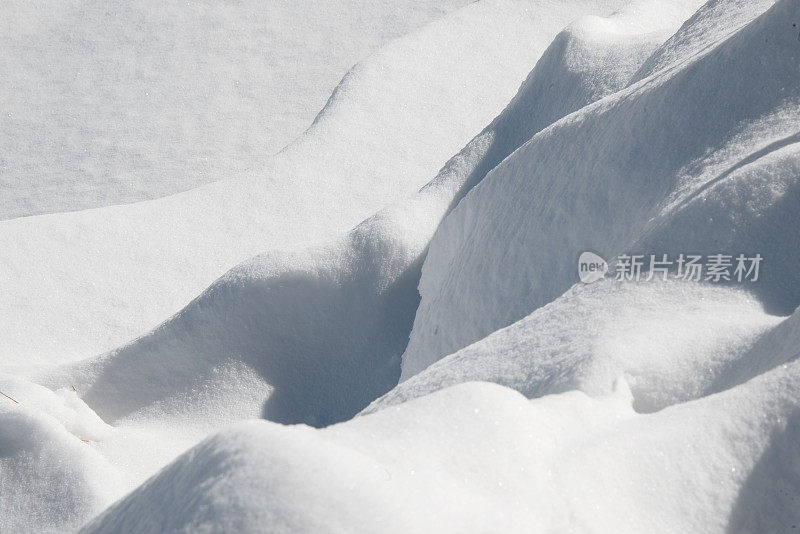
0 390 19 404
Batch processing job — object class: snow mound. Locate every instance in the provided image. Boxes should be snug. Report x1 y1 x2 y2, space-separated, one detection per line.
367 279 782 414
0 375 123 533
707 304 800 395
82 357 800 533
1 0 627 366
25 0 703 430
630 0 776 82
401 0 800 379
420 0 696 219
52 208 426 427
5 0 800 531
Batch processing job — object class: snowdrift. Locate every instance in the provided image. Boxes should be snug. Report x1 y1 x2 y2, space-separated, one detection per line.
0 375 124 533
367 280 784 415
2 0 799 531
83 356 800 533
401 0 800 379
19 0 702 432
1 0 629 366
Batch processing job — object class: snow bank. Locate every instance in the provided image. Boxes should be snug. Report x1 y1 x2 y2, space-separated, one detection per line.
1 0 631 366
21 0 705 430
412 0 697 225
82 356 800 533
367 279 782 414
707 304 800 395
50 209 427 427
5 0 800 531
401 0 800 379
630 0 776 83
0 375 124 533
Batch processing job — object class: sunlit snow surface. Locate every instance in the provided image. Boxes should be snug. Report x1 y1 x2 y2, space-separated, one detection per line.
1 0 800 532
0 0 470 219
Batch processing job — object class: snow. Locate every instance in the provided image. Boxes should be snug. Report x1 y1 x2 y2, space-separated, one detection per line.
83 355 800 533
0 0 471 220
0 376 124 532
1 0 629 366
400 0 800 378
367 279 784 415
8 0 697 432
2 0 800 531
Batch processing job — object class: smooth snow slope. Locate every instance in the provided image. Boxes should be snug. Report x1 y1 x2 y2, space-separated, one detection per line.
82 354 800 533
401 0 800 379
0 0 470 220
2 0 631 366
21 0 703 431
